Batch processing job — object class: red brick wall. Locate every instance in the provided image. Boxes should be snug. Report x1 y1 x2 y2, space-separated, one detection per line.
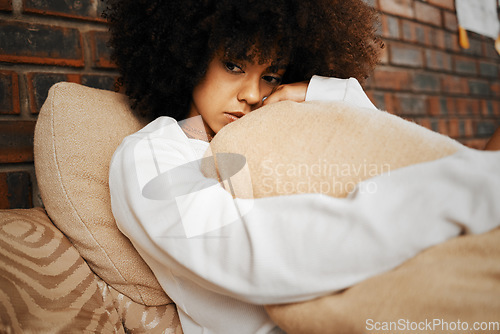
0 0 499 209
365 0 500 149
0 0 117 209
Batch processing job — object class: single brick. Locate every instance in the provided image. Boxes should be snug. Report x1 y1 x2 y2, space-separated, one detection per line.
479 62 499 78
455 98 480 116
430 28 446 49
0 71 20 115
427 96 450 116
391 93 426 116
426 0 454 10
23 0 105 21
377 92 398 113
444 32 459 52
81 75 117 91
88 30 116 69
0 21 84 67
468 80 491 96
462 37 484 57
412 72 441 93
437 119 449 135
0 0 12 11
427 96 440 116
0 121 36 163
481 100 494 117
380 15 400 38
443 11 457 32
492 101 500 116
440 75 468 94
373 67 412 90
371 91 387 110
476 120 498 137
454 56 477 75
27 72 81 114
414 2 441 27
390 42 423 67
379 0 414 18
463 119 474 137
401 20 430 44
0 171 33 209
484 40 499 59
491 83 500 97
447 118 460 138
425 49 452 71
457 119 466 138
430 119 439 133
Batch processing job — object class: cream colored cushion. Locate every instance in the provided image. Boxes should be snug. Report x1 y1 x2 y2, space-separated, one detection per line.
205 100 500 334
34 82 171 306
265 226 500 334
205 100 462 199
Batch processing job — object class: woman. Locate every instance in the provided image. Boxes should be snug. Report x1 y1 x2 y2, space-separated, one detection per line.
106 1 500 333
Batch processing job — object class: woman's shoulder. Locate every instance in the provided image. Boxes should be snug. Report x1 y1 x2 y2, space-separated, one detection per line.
129 116 180 139
111 116 201 169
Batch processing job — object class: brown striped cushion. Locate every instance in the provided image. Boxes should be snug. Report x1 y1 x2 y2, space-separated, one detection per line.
0 208 183 333
0 208 123 333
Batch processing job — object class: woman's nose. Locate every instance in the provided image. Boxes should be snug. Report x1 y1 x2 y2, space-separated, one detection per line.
237 78 261 106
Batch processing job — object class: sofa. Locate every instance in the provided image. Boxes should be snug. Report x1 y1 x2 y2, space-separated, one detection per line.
1 82 499 333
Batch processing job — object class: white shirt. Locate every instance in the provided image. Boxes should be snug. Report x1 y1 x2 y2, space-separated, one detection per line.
109 76 500 334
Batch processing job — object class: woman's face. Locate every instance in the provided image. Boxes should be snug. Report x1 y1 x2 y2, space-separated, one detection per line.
188 54 286 136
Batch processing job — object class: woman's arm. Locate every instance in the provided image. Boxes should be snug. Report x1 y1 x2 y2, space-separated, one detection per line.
263 76 377 110
110 117 500 305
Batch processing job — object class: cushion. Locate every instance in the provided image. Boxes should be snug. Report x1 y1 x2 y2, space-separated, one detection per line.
204 100 462 199
0 208 123 332
34 82 171 306
265 226 500 334
204 100 499 333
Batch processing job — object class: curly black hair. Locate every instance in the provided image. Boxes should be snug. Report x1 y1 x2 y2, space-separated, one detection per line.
104 0 382 120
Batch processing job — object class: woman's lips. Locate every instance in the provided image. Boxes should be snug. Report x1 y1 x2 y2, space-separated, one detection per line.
224 111 245 123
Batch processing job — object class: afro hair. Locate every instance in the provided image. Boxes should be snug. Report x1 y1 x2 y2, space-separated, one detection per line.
104 0 382 120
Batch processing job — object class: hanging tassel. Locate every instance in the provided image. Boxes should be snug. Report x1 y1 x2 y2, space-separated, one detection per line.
496 33 500 55
459 25 470 49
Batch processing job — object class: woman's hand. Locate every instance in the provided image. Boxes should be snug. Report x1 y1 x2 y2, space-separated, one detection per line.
262 81 309 106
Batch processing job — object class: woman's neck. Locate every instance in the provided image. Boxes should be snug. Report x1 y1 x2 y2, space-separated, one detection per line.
179 117 213 142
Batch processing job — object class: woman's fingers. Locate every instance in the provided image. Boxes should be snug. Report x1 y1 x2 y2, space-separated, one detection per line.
262 81 308 106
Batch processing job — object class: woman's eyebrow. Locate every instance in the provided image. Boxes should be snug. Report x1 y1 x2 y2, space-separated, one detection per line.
267 64 288 73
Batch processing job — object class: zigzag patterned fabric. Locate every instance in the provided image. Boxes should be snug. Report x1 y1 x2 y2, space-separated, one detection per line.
0 208 182 333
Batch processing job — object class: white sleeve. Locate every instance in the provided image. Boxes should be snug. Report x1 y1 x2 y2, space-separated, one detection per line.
305 75 377 110
109 118 500 305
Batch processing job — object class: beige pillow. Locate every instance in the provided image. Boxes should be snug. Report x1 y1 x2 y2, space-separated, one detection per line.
205 100 462 199
204 100 499 334
265 226 500 334
34 82 171 306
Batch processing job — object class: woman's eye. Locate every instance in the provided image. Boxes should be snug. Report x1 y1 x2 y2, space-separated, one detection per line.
224 62 244 73
263 75 282 86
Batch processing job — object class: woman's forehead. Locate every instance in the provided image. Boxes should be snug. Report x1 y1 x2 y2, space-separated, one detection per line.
221 45 290 67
